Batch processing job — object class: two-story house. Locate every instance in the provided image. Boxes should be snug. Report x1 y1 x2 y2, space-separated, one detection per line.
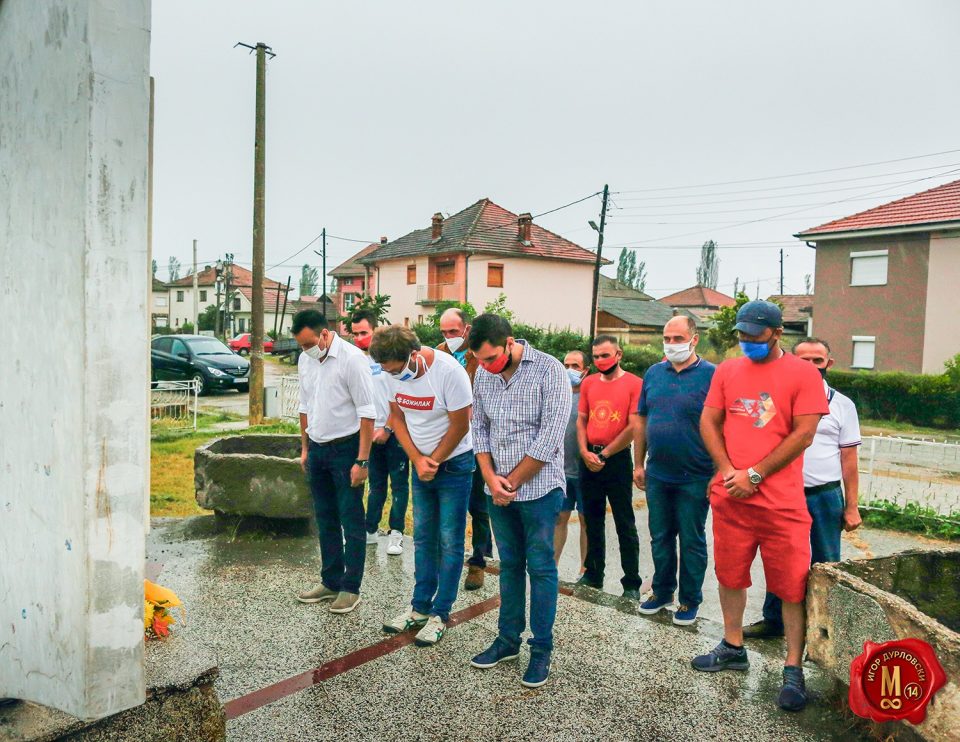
328 239 383 322
151 277 170 328
796 178 960 373
358 199 607 331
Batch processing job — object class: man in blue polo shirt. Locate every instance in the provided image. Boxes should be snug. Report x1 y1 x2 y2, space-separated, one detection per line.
633 315 716 626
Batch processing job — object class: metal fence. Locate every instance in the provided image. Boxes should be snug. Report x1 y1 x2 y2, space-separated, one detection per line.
279 374 300 420
150 380 199 430
861 435 960 518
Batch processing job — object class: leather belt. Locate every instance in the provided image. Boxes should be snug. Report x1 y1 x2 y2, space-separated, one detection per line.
805 480 841 496
314 433 359 447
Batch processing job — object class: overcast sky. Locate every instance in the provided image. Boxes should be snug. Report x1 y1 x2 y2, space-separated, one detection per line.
150 0 960 302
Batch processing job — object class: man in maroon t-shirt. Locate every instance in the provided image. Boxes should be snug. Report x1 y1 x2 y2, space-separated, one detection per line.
576 335 643 598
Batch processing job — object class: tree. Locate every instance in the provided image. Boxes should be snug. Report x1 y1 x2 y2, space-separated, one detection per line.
732 277 741 296
340 293 391 326
616 250 648 293
167 256 181 282
695 240 719 289
706 292 751 352
151 259 158 278
635 259 647 293
804 273 813 295
299 264 319 297
197 304 218 331
483 293 516 323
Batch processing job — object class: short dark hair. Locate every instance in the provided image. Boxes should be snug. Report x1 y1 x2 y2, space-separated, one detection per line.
292 309 328 334
592 334 620 348
793 336 831 354
565 349 589 367
369 325 421 363
350 309 378 329
468 313 512 351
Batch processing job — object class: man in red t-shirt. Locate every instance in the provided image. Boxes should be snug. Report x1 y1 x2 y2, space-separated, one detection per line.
691 301 827 714
576 335 644 598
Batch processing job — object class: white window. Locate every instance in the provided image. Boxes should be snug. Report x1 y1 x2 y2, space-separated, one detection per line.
850 250 888 286
851 336 876 369
155 296 168 307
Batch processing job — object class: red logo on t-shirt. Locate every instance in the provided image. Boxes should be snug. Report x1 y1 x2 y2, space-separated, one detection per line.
729 392 777 428
396 394 435 411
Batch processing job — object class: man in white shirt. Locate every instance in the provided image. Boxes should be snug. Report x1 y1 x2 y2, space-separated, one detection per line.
292 309 376 615
350 309 409 556
370 326 474 647
744 337 862 639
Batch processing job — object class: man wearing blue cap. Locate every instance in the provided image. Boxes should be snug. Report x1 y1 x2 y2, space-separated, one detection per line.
691 300 828 713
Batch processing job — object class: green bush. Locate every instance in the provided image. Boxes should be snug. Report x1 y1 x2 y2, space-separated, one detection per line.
827 369 960 429
620 344 664 376
412 323 443 348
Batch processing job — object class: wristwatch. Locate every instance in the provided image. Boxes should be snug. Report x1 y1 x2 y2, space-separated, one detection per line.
747 467 763 486
354 459 369 469
597 452 608 463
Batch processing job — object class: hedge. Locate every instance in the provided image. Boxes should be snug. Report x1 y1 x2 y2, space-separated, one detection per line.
826 369 960 429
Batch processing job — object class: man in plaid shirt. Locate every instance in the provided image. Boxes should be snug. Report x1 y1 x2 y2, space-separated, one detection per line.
467 314 571 689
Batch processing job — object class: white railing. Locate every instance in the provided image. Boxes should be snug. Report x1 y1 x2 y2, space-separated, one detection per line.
861 435 960 517
150 380 200 430
279 374 300 420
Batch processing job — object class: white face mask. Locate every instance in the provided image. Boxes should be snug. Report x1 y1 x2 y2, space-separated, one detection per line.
663 341 694 364
445 334 465 353
391 352 421 382
303 333 329 361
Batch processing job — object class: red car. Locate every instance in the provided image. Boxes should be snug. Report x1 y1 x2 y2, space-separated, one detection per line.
228 332 274 356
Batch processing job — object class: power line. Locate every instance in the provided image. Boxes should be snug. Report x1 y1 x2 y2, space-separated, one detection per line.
266 231 324 271
613 147 960 194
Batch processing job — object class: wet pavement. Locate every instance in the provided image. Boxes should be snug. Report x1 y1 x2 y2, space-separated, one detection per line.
146 497 956 741
198 358 291 416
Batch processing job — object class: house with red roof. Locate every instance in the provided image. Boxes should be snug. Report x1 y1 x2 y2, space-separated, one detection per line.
796 178 960 373
328 239 384 321
358 199 608 332
658 285 736 324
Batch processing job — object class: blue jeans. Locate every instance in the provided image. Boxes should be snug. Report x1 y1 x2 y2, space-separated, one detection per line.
762 483 844 626
365 435 410 534
411 450 475 622
306 434 366 594
645 475 711 607
488 488 563 652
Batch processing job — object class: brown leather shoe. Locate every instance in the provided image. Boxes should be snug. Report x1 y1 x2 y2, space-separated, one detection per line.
464 565 485 591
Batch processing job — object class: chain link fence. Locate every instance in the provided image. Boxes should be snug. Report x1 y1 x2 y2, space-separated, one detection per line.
150 380 199 430
861 435 960 521
279 375 300 420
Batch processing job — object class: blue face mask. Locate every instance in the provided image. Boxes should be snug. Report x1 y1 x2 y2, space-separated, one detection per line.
567 369 584 387
740 340 772 362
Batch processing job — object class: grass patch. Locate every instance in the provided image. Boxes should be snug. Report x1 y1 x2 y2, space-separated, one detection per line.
860 418 960 442
860 500 960 541
151 409 245 432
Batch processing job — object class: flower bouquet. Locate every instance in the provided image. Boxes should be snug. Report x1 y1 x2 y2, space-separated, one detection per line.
144 579 183 640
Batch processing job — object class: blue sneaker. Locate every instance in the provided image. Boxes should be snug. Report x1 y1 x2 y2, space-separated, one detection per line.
638 593 672 615
778 666 808 711
672 604 699 626
691 640 750 672
470 638 520 669
521 651 551 688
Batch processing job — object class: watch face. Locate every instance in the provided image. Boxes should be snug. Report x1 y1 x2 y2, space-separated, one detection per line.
749 473 762 484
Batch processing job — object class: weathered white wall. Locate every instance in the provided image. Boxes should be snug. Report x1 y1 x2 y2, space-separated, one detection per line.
379 257 430 326
0 0 151 720
922 233 960 373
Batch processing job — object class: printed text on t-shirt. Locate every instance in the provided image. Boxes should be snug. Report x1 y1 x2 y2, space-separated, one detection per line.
396 393 436 411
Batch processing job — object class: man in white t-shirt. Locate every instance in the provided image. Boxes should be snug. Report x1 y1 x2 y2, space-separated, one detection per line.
745 337 862 639
370 325 474 647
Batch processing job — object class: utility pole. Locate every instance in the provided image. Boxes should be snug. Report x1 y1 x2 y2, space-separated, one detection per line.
588 184 610 341
779 248 784 294
236 41 275 425
192 239 199 332
313 227 327 311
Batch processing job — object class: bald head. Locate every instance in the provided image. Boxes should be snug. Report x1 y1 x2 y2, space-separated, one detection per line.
663 315 697 343
439 307 471 341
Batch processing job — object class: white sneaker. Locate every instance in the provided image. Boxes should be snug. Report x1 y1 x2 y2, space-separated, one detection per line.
382 609 429 634
366 531 380 545
386 530 404 555
414 615 446 647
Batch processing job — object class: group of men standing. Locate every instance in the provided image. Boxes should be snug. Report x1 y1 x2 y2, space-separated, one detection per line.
288 298 861 710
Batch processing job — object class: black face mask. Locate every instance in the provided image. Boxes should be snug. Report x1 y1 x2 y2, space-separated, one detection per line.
818 367 828 380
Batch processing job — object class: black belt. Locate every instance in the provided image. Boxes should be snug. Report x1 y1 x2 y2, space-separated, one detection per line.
589 444 605 454
805 480 840 496
314 432 359 447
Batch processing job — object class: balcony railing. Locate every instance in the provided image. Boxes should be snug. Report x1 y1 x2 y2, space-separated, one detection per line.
416 283 461 304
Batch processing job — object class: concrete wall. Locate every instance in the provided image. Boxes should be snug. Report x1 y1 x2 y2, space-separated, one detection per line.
377 256 430 326
922 233 960 373
0 0 151 720
811 234 929 372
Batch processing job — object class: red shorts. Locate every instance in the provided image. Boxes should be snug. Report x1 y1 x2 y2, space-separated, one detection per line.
711 493 812 603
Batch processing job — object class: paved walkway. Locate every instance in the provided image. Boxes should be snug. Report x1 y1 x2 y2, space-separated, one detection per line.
146 499 955 741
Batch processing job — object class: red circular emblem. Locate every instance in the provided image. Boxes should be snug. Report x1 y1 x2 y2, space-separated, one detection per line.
849 639 947 725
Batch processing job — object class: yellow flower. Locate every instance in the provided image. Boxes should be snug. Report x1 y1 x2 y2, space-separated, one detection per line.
143 600 155 629
144 579 182 608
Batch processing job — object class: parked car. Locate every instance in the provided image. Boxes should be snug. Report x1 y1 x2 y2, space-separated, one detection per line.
228 332 274 356
271 336 301 363
151 335 250 394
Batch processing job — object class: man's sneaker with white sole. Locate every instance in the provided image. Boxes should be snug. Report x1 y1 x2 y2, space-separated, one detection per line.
386 530 404 555
414 615 446 646
382 609 429 634
366 531 380 546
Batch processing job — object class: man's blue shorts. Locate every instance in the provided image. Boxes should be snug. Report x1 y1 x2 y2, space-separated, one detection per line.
560 477 583 513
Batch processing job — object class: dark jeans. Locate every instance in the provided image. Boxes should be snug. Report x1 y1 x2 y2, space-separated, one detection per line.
489 488 563 652
306 434 366 594
411 451 475 622
467 467 493 567
365 435 410 534
645 475 711 607
581 449 642 590
762 483 844 626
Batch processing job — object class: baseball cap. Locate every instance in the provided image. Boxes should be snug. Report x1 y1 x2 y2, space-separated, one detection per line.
734 300 782 336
